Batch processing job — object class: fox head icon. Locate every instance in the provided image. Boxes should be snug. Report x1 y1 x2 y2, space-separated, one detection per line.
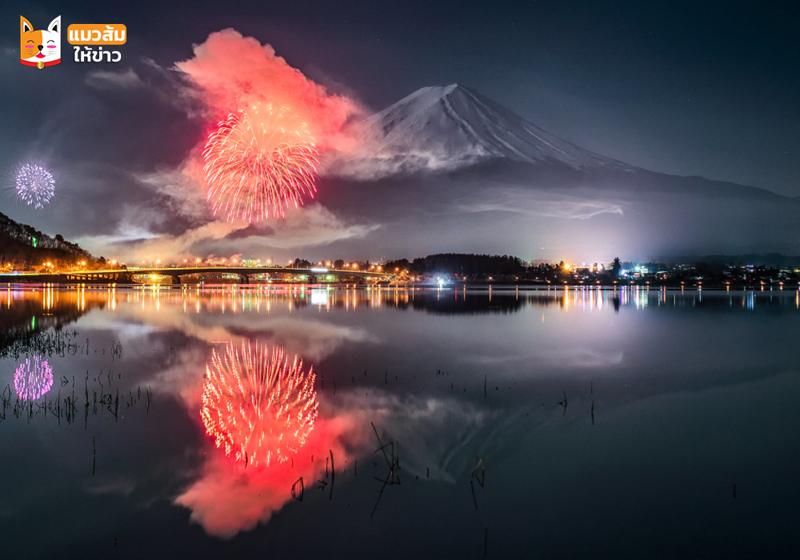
20 15 61 69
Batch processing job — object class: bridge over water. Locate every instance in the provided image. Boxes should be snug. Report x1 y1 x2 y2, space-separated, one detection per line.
0 266 393 284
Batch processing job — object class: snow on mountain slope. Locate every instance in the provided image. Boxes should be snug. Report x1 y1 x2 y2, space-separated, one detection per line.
328 84 631 179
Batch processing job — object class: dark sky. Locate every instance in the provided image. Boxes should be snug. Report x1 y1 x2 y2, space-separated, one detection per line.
4 0 798 192
1 0 798 261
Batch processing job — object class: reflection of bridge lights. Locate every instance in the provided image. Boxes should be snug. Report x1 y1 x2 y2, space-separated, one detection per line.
13 355 54 401
310 288 329 306
201 341 318 468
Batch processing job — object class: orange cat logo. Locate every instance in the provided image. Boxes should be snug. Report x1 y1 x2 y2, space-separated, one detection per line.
20 15 61 69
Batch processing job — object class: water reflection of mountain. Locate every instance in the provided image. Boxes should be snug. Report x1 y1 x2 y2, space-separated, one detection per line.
402 292 528 315
0 289 107 355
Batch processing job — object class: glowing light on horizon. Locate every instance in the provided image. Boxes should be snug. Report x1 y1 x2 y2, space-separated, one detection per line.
15 163 55 209
202 103 319 224
13 355 54 401
201 341 318 468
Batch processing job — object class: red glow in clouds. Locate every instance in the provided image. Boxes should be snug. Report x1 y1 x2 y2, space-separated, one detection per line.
177 415 353 538
176 341 358 538
177 29 363 222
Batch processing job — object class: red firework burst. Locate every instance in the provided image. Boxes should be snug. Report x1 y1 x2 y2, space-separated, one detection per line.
202 103 319 223
201 341 319 468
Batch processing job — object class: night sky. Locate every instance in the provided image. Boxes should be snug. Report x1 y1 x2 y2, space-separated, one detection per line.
1 0 798 261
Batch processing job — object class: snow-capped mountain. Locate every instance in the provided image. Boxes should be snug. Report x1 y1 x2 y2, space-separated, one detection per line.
318 84 800 260
330 83 631 179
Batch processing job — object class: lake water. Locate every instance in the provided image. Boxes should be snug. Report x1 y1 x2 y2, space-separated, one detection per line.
2 285 800 558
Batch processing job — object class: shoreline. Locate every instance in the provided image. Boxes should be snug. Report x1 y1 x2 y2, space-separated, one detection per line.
1 281 797 292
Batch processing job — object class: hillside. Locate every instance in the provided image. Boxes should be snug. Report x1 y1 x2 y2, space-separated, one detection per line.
0 211 96 268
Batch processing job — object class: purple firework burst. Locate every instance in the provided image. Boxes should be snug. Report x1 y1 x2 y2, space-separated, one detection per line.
15 162 55 209
13 356 54 401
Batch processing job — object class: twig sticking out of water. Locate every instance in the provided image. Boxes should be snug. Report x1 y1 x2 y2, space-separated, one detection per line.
370 422 401 519
558 391 568 416
84 372 89 429
590 400 596 425
470 456 487 511
471 457 486 488
329 449 335 501
291 477 304 501
92 436 96 476
146 386 153 414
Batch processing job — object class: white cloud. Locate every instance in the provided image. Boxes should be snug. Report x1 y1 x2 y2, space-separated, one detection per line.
137 165 210 221
85 68 144 90
84 203 378 262
245 203 379 250
96 220 243 262
457 188 625 220
322 145 489 181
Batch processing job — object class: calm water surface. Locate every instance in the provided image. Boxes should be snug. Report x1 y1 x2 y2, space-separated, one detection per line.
2 285 799 558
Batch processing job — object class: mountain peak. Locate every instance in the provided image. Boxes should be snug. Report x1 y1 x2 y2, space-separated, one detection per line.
351 84 628 177
383 83 467 114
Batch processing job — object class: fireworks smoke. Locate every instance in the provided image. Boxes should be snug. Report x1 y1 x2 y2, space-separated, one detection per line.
13 356 54 401
202 103 319 223
201 341 318 468
15 163 55 209
176 29 361 152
